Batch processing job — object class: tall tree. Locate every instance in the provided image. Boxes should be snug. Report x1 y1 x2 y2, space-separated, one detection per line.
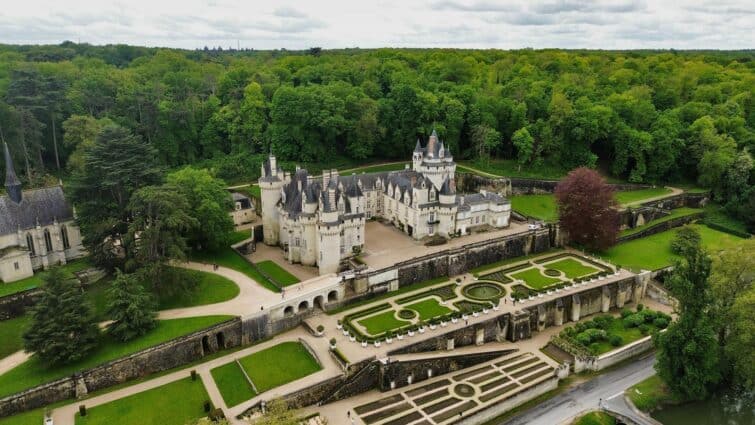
166 168 234 251
655 233 721 401
512 127 535 171
70 124 163 269
106 270 157 342
23 268 100 365
555 168 620 251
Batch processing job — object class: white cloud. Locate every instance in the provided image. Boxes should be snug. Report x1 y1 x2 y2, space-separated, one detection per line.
0 0 751 49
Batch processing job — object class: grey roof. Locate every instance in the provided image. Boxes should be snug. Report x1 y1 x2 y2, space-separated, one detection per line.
0 186 74 235
440 177 455 195
259 156 280 182
457 191 509 208
231 192 249 201
414 139 422 152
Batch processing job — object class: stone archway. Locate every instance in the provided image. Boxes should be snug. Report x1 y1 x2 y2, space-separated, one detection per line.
216 332 226 349
298 300 310 312
284 306 294 317
327 290 338 303
201 335 211 355
314 295 325 310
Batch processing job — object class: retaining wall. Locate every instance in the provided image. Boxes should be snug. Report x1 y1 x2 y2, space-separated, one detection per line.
456 375 559 425
0 288 39 320
0 318 243 418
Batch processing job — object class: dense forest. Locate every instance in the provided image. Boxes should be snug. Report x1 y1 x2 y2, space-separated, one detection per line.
0 43 753 227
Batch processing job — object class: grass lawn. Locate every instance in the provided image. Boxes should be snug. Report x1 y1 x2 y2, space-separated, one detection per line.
621 207 703 237
0 315 30 360
573 411 616 425
626 375 681 412
238 342 321 393
458 159 567 180
357 310 411 336
0 315 234 398
589 320 655 355
157 270 240 310
0 258 94 297
344 162 408 174
510 268 561 290
511 194 558 222
616 187 672 205
190 245 278 292
405 298 452 321
256 260 300 286
471 249 561 276
545 258 598 279
600 224 746 271
76 377 211 425
327 277 449 315
211 361 255 407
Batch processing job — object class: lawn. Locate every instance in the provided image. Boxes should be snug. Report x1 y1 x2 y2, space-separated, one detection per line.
510 194 558 222
545 258 599 279
404 298 452 321
327 277 449 315
257 260 300 286
470 249 561 276
589 318 656 355
237 341 321 393
615 187 673 205
76 377 211 425
510 268 561 290
621 207 703 237
626 374 681 412
211 361 255 407
357 310 411 335
189 245 278 292
344 162 408 174
0 315 30 360
0 315 234 398
157 270 240 310
458 159 568 180
573 411 616 425
703 203 750 236
0 257 94 297
600 224 746 271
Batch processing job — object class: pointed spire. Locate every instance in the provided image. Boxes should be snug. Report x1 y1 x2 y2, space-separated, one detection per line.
431 127 438 138
3 142 22 203
414 138 422 152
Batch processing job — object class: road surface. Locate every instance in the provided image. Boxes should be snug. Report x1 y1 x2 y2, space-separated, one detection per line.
501 353 657 425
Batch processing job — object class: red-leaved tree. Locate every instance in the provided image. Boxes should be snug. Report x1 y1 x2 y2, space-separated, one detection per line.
555 167 620 251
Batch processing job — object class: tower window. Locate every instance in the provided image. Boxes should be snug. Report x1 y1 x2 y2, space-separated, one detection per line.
61 225 70 250
44 229 53 252
26 233 36 256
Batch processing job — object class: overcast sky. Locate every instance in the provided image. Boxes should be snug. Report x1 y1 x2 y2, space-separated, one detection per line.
1 0 753 50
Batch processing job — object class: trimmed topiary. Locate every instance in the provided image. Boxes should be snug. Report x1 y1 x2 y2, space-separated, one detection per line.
639 324 650 335
653 317 669 329
609 335 623 347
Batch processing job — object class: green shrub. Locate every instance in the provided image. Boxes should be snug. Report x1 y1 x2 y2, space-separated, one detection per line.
640 309 657 323
624 313 645 328
636 303 644 312
621 308 633 318
653 317 669 329
639 324 650 335
576 333 592 346
609 335 623 347
589 342 601 354
593 314 614 329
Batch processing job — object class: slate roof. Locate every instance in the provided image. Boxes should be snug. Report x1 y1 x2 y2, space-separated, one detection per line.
0 186 74 235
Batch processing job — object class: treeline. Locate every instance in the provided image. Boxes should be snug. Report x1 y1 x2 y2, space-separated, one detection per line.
0 43 753 226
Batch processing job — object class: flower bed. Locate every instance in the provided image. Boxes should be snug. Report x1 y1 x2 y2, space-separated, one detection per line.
462 282 506 302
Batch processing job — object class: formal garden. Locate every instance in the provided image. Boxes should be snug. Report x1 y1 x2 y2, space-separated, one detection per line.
210 341 322 407
550 306 670 357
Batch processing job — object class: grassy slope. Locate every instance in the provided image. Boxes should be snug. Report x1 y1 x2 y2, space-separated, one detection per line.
704 203 750 235
0 315 234 398
357 310 411 335
256 260 300 286
600 224 746 271
510 194 558 222
615 187 672 205
589 319 659 355
238 341 321 392
344 163 408 174
157 270 240 310
0 315 30 359
458 159 567 180
626 375 681 412
0 258 93 297
572 411 617 425
75 377 211 425
211 361 255 407
189 245 278 292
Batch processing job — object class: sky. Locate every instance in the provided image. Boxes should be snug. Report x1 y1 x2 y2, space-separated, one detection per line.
0 0 753 50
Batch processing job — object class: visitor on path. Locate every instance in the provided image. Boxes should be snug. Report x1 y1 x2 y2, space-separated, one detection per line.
347 411 351 419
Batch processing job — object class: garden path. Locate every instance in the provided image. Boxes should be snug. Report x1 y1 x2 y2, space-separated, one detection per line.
621 186 683 207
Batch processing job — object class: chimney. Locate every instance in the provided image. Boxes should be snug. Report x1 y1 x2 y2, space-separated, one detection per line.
269 154 277 173
322 170 329 188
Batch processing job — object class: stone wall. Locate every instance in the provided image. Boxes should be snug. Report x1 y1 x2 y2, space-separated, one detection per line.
456 375 559 425
456 172 512 196
0 318 243 418
617 212 704 243
378 349 514 390
0 288 39 320
387 315 509 355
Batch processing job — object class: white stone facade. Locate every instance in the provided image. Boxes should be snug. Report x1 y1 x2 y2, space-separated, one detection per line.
259 130 511 275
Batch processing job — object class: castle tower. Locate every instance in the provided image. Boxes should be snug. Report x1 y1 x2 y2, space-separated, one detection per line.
3 142 22 203
258 154 286 245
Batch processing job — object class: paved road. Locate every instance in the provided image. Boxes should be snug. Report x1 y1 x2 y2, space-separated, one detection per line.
501 353 657 425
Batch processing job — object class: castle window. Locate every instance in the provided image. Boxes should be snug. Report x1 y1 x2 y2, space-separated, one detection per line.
61 225 70 250
26 233 36 256
14 262 19 270
44 229 53 252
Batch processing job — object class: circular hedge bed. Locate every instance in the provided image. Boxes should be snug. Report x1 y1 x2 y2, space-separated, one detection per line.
463 282 505 301
544 269 561 277
397 309 416 320
453 383 475 398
